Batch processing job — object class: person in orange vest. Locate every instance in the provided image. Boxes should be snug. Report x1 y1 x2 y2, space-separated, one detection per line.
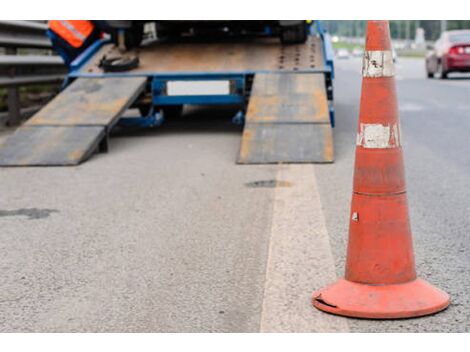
47 20 106 67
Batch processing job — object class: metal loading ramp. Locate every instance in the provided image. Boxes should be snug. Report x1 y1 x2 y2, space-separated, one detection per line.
0 77 146 166
238 72 334 164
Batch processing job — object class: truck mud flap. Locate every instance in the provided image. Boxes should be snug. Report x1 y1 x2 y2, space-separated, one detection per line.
238 72 334 164
0 77 146 167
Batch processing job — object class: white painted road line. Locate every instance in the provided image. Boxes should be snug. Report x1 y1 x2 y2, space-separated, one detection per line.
259 165 349 332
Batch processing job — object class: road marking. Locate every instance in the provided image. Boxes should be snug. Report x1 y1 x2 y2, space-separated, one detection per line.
399 102 425 112
259 164 349 332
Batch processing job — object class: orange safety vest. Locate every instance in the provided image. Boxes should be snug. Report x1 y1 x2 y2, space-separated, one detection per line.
48 20 95 48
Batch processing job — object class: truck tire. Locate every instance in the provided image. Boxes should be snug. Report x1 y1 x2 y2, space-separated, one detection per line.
280 23 307 44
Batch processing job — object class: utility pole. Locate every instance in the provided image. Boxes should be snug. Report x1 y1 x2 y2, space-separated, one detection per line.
405 20 411 48
441 20 447 34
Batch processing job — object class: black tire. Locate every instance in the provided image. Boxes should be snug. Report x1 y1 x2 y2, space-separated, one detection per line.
280 23 307 44
427 71 434 78
438 62 448 79
100 55 139 72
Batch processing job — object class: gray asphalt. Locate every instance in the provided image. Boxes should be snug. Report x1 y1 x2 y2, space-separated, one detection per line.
0 57 469 332
0 108 278 332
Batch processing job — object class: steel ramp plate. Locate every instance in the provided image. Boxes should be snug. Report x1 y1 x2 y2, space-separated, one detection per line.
246 73 329 124
0 77 145 166
238 124 333 164
238 72 334 164
27 77 147 127
0 126 105 166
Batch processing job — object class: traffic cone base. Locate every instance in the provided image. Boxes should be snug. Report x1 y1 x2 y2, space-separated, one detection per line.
312 278 450 319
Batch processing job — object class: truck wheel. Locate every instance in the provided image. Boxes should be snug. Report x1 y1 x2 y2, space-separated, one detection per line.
280 23 307 44
427 71 434 78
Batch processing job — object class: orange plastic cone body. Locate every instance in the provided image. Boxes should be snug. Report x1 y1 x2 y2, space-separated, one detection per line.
312 21 450 319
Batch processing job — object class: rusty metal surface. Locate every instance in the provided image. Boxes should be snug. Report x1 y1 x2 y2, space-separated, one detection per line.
0 126 104 166
246 73 329 124
27 77 146 127
238 72 333 164
238 123 333 164
80 36 325 75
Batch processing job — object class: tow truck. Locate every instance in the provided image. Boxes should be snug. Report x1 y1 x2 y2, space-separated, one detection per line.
0 20 335 166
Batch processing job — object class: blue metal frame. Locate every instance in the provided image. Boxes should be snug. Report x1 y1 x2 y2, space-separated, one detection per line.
63 21 335 129
69 67 331 79
118 109 164 128
315 21 335 79
151 74 245 106
329 103 335 127
69 39 108 74
315 21 335 126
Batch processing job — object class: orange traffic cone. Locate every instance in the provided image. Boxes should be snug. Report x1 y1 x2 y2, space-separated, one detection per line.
312 21 450 319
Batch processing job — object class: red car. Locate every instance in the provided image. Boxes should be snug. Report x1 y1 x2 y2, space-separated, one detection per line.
426 30 470 79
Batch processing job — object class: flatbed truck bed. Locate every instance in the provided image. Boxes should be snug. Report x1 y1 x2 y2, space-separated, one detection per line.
0 21 335 166
78 36 326 75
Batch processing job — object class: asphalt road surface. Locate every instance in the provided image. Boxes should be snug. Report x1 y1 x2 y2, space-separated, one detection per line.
0 57 469 332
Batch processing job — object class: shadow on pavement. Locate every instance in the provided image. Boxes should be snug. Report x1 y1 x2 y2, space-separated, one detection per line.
111 105 243 138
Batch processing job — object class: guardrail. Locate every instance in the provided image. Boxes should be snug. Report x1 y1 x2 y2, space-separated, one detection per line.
0 20 66 126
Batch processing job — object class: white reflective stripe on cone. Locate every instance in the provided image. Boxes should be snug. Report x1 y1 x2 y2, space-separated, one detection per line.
356 123 401 148
362 51 395 78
